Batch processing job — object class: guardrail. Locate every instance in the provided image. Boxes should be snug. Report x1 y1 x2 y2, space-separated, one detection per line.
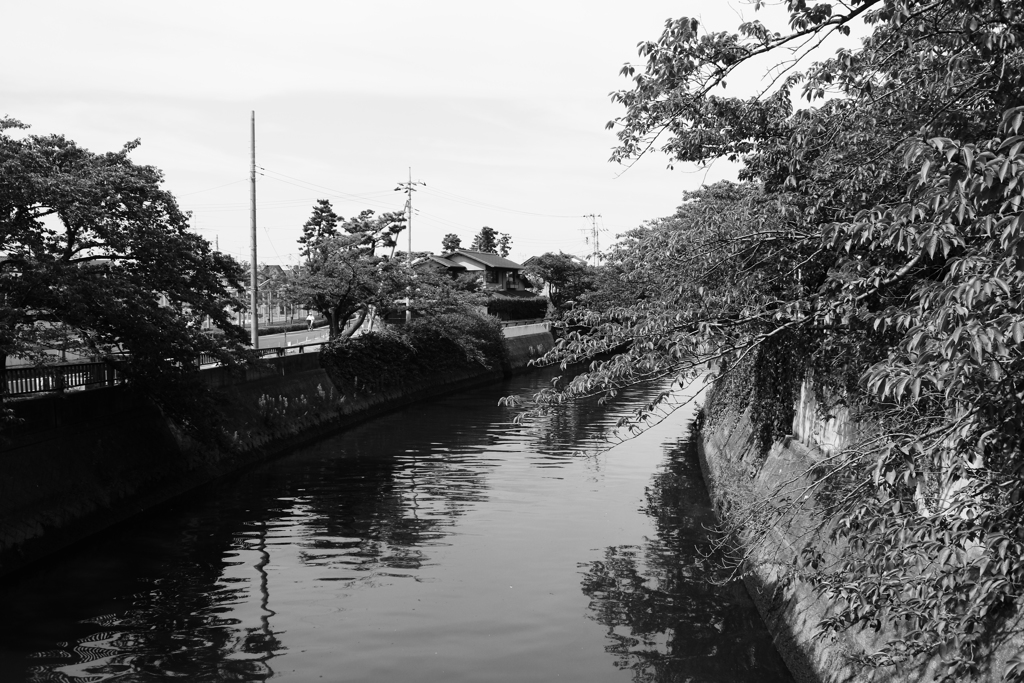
8 341 328 397
6 321 546 397
254 341 325 359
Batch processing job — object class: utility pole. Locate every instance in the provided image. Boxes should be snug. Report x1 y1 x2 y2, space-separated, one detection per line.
250 111 259 349
583 213 603 267
395 168 425 259
395 169 425 323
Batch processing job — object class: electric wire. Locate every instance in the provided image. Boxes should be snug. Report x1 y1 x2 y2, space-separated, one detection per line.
177 178 249 196
259 167 400 206
420 184 582 218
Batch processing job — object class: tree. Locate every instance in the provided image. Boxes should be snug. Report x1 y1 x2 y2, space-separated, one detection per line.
496 232 512 258
523 252 596 316
408 267 487 318
298 199 339 262
470 226 512 256
441 233 462 252
470 226 498 253
517 3 1024 678
285 239 405 339
286 202 407 339
0 118 248 431
339 209 406 258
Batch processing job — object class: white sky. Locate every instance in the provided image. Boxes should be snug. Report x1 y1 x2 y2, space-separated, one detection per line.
2 1 854 266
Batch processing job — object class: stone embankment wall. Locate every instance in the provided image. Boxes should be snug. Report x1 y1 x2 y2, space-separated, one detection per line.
698 379 1022 683
0 329 553 580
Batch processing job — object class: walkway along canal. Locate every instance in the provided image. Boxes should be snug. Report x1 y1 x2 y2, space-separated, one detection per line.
0 370 792 682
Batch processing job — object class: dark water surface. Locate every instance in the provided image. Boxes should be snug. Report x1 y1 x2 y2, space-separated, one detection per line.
0 372 791 682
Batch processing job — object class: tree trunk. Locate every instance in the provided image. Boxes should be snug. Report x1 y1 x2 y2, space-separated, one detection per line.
328 309 339 339
340 308 367 339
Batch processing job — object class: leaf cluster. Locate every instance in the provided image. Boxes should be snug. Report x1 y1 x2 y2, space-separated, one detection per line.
288 200 410 339
0 118 249 434
319 310 507 398
531 1 1024 677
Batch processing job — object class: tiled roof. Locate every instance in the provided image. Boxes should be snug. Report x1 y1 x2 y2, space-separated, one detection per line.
421 254 463 269
444 250 523 270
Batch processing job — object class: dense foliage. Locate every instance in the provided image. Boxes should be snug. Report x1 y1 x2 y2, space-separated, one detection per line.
319 311 507 398
521 1 1024 679
469 226 512 257
0 118 248 431
287 200 407 338
486 294 548 321
523 251 596 317
441 232 462 252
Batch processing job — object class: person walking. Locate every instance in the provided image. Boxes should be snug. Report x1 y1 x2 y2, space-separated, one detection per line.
306 312 315 330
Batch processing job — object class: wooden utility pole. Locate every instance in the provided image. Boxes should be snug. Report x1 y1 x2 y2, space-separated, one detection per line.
250 111 259 349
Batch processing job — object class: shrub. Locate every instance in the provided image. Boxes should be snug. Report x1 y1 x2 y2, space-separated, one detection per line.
486 295 547 320
319 311 507 398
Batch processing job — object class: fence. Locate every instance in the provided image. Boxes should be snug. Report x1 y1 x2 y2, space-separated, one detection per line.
5 361 124 397
6 321 538 398
7 341 328 398
499 318 546 328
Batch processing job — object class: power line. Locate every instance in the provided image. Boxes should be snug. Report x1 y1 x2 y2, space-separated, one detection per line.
263 226 282 264
260 174 402 213
421 184 581 218
178 178 249 196
259 167 400 208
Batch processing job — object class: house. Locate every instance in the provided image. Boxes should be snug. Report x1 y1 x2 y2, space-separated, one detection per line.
428 250 530 292
414 250 546 321
414 254 467 276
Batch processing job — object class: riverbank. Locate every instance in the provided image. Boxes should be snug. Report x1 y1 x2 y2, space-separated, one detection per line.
697 400 1024 683
0 328 554 580
697 407 862 683
0 364 792 683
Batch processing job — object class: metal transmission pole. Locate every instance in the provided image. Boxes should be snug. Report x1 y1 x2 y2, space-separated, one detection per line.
394 170 425 322
250 111 259 349
583 213 603 267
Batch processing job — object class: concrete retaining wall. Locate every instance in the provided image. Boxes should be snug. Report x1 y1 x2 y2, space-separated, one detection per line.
698 408 867 683
699 403 1024 683
0 329 552 580
504 330 555 372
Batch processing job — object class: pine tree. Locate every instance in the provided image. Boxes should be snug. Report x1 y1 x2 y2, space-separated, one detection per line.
298 199 340 261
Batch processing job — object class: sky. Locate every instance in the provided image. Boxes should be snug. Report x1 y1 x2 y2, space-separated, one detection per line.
2 1 854 266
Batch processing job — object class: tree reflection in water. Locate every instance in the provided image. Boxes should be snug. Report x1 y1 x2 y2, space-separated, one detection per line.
0 373 792 682
580 439 792 682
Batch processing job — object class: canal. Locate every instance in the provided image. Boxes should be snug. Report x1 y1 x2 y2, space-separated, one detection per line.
0 370 792 682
